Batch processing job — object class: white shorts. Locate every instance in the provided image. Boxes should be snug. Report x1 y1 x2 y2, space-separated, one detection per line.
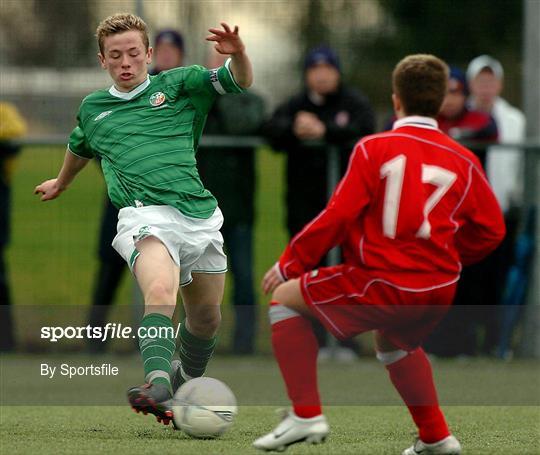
112 205 227 286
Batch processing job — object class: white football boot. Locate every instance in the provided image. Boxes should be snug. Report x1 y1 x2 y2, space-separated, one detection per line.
253 410 329 452
402 435 462 454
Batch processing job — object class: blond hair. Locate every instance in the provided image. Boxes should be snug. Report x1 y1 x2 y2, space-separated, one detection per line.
392 54 449 117
96 13 149 54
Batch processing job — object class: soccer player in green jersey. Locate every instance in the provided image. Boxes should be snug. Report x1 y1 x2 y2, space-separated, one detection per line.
34 13 253 424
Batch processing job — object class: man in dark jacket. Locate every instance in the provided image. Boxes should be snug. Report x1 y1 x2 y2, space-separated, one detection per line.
266 46 375 237
265 46 375 358
197 52 266 354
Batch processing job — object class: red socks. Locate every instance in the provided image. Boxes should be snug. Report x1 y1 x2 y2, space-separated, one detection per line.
270 303 448 440
385 348 450 443
271 313 321 418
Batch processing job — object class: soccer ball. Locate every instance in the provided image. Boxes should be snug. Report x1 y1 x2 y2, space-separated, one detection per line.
172 377 237 438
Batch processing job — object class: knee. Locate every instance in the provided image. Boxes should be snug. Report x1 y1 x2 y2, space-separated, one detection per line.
145 280 176 307
271 283 289 305
375 349 408 366
268 303 300 326
188 309 222 337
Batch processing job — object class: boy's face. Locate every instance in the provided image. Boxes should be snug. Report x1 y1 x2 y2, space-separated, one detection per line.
98 30 152 92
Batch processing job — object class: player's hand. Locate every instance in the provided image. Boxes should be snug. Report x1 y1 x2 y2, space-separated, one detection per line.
206 23 245 55
34 179 65 201
262 263 286 295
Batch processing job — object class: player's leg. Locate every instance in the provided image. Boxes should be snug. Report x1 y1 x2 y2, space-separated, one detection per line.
253 278 329 451
127 236 179 424
268 279 322 417
173 272 224 387
375 331 461 454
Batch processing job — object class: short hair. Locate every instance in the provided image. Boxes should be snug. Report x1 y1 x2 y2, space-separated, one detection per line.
392 54 449 117
96 13 149 54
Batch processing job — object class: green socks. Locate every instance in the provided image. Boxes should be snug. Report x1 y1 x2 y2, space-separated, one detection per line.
139 313 175 391
178 322 217 378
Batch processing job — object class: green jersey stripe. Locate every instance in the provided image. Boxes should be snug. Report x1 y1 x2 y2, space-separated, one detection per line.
68 63 244 217
124 148 192 169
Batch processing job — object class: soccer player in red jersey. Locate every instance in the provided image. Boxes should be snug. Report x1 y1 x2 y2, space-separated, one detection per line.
253 55 505 454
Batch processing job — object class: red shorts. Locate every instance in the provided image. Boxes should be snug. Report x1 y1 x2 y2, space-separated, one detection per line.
300 265 457 351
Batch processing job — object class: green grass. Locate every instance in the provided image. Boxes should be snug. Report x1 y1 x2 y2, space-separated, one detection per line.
1 355 539 454
2 405 538 454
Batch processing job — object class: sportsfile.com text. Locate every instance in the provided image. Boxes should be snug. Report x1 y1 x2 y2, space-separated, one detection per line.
40 323 181 343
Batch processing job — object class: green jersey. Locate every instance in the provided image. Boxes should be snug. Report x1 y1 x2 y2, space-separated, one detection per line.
68 59 243 218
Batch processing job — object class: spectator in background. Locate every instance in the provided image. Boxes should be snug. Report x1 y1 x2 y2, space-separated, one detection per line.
425 67 502 358
87 29 185 352
438 67 498 162
265 45 375 360
467 55 526 359
150 29 185 75
0 102 27 351
467 55 526 214
197 52 265 354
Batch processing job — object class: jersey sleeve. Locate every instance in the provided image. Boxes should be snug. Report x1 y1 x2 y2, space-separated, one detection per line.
206 58 245 95
454 164 506 265
279 141 374 279
180 60 244 97
67 111 94 159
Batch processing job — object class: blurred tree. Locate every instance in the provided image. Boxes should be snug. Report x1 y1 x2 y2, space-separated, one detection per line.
0 0 96 67
378 0 522 61
294 0 524 119
298 0 332 54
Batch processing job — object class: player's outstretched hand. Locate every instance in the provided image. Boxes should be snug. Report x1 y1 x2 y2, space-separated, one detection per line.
34 179 65 201
206 23 245 55
262 263 286 294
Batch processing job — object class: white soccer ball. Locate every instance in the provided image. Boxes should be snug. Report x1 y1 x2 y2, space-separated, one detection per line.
172 377 237 438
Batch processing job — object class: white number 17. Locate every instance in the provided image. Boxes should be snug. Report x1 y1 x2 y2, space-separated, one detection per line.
380 154 457 239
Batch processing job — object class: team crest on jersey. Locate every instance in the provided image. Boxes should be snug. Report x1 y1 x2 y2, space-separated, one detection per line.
94 110 112 121
149 92 166 107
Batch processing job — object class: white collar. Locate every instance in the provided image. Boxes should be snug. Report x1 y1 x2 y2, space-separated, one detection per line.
109 75 151 100
393 116 439 131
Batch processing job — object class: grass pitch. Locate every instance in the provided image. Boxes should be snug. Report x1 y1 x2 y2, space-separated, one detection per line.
1 355 539 454
2 405 538 455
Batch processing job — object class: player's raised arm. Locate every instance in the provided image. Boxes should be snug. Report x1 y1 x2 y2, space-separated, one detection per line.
264 143 372 289
206 22 253 88
34 148 89 201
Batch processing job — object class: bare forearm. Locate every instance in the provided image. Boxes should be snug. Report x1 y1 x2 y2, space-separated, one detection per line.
230 50 253 88
57 149 89 189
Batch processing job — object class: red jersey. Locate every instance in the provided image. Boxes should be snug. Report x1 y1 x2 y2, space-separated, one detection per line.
279 116 506 289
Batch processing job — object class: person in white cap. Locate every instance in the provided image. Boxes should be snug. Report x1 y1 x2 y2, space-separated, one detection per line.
466 54 526 214
466 55 526 357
